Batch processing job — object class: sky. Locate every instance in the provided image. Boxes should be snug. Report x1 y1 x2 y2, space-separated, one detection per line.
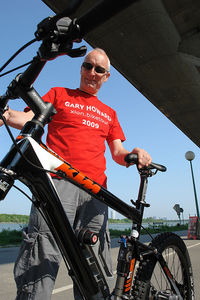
0 0 200 220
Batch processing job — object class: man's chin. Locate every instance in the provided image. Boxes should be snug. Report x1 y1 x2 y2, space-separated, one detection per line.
84 86 97 95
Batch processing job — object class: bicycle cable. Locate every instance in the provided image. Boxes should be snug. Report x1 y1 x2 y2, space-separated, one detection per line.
13 180 72 276
12 165 72 276
13 184 33 202
0 61 33 78
141 224 154 240
0 112 67 178
0 38 37 74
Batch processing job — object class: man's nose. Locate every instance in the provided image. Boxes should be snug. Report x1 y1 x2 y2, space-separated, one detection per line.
88 67 96 75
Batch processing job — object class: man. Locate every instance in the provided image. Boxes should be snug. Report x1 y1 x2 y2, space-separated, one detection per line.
1 48 152 299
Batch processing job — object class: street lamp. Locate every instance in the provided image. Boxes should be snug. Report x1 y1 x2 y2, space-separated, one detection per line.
185 151 200 219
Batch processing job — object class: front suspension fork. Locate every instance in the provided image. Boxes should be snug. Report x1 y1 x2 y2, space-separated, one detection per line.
112 236 137 300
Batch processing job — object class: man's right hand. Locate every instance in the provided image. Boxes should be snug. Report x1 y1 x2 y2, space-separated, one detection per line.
0 108 34 129
0 109 9 127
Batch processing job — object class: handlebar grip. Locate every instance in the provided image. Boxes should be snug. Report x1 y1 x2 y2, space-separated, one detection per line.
150 162 167 172
125 153 167 172
124 153 138 164
0 93 10 113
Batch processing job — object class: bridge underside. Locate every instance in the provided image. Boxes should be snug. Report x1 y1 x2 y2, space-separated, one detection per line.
42 0 200 147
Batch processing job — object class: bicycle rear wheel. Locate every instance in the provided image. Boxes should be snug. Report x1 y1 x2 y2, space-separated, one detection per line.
132 232 195 299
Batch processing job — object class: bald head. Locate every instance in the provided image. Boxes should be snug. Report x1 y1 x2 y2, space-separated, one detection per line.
85 48 110 71
80 48 110 96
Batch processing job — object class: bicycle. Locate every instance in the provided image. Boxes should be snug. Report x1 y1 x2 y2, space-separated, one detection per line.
0 1 195 299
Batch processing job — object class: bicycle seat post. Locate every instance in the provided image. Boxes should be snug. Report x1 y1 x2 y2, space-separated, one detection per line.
131 169 151 238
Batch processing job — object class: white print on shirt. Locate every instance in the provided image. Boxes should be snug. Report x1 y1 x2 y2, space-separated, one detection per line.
86 105 111 121
82 119 99 129
65 101 112 129
70 110 85 116
86 113 108 125
65 101 112 122
65 102 84 110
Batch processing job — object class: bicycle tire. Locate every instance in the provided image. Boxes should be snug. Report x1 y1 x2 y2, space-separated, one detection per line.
132 232 195 299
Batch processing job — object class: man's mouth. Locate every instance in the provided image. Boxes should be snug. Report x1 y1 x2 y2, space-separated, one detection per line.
85 78 96 85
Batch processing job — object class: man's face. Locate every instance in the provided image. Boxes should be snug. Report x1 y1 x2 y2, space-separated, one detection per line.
80 50 110 96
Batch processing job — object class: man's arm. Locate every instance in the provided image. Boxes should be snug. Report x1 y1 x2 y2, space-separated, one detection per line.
0 108 34 129
109 139 152 169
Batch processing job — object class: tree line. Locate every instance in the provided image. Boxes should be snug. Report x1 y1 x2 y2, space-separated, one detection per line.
0 214 178 224
0 214 29 223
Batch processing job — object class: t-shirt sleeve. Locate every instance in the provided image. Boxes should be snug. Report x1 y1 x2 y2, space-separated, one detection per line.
106 110 126 145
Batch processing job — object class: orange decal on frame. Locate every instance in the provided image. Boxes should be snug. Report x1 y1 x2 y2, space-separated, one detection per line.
124 258 135 293
55 163 101 194
16 135 24 140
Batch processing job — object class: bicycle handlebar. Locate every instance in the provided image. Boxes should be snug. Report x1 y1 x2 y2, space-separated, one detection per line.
125 153 167 172
35 0 139 42
0 0 138 118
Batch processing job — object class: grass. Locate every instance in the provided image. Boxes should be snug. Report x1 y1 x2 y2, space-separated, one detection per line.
109 224 188 238
0 229 24 246
0 224 188 246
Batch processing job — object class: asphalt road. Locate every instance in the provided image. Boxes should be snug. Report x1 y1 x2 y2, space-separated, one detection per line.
0 231 199 300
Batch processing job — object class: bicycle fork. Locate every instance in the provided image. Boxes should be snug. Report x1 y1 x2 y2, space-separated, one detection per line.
112 236 185 300
110 170 150 299
111 236 137 300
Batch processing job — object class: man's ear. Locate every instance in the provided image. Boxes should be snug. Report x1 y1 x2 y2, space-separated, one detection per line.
104 72 110 82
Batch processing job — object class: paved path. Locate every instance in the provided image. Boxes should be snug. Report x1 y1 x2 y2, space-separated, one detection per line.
0 231 199 299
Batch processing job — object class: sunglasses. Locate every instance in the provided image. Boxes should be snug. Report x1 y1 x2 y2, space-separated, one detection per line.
82 62 108 74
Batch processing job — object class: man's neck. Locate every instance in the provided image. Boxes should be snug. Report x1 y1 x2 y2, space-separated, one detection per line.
78 88 97 96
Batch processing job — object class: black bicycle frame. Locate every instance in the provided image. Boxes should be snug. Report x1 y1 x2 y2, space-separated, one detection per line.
0 130 142 299
0 2 167 298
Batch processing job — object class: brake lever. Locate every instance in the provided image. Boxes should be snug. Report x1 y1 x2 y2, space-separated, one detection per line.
38 39 86 61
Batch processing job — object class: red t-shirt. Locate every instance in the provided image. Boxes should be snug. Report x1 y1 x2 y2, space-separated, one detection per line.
42 87 125 187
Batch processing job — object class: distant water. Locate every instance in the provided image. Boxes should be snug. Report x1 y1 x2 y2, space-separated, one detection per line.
0 223 27 232
0 221 184 232
109 221 184 230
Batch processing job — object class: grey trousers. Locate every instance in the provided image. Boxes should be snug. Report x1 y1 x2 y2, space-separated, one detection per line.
13 179 113 300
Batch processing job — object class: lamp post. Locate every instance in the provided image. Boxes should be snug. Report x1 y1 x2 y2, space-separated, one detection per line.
185 151 200 219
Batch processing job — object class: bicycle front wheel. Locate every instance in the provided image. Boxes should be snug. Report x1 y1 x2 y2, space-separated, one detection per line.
132 232 195 299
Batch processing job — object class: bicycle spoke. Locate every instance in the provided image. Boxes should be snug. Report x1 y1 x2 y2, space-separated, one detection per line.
132 233 194 299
